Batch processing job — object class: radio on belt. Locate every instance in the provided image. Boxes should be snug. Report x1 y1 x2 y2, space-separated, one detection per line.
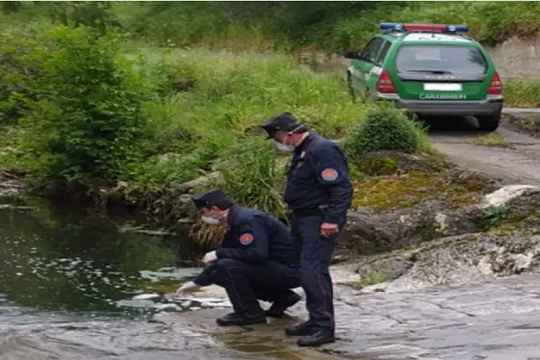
379 23 469 33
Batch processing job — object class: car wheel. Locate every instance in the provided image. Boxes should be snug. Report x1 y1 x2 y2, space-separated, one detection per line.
477 114 501 132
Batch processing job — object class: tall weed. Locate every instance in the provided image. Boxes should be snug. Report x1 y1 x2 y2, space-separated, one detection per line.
123 47 366 194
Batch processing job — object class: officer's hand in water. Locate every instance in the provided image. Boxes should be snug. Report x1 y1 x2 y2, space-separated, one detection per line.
202 250 218 265
320 222 339 237
176 281 200 296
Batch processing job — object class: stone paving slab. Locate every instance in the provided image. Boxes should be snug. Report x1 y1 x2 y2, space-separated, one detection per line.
149 273 540 360
324 274 540 359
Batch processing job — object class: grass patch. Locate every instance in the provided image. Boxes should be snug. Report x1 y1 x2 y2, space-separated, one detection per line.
504 80 540 108
357 271 390 287
120 46 368 201
471 133 511 148
504 114 540 136
479 205 511 229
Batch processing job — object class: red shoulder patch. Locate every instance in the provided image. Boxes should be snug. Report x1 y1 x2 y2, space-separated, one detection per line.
321 168 338 181
239 233 254 245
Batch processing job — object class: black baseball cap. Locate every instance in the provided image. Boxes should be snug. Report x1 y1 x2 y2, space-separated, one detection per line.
260 112 303 139
191 188 231 209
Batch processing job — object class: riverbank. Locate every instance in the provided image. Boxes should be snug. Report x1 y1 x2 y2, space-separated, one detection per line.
2 5 540 263
3 172 540 360
1 26 431 244
2 33 540 252
0 36 369 215
3 3 540 221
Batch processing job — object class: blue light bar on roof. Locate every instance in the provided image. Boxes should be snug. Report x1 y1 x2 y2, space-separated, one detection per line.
447 25 469 33
379 23 469 33
380 23 404 31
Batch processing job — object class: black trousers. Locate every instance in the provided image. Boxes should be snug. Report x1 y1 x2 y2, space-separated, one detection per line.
291 213 345 333
205 259 301 315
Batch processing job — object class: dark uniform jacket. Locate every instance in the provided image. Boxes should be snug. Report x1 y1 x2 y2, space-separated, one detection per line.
193 206 297 286
285 133 353 224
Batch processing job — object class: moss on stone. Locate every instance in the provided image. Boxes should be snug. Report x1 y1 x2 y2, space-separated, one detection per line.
352 171 431 210
358 156 398 176
352 169 487 212
355 151 451 177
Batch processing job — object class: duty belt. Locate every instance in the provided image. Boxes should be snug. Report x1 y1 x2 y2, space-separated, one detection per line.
291 205 328 218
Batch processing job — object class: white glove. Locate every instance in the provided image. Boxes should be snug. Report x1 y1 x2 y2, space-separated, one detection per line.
176 281 200 296
202 250 218 265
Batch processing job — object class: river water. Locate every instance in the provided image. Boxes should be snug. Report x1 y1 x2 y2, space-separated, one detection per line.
0 195 297 360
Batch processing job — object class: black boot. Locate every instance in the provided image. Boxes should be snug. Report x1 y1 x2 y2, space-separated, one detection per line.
284 321 313 336
297 328 335 347
216 312 267 326
265 292 302 318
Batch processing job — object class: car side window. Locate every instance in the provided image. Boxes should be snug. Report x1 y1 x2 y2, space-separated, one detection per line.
375 41 392 65
361 37 384 64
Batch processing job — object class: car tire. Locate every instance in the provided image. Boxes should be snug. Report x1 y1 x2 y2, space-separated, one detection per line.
477 114 501 132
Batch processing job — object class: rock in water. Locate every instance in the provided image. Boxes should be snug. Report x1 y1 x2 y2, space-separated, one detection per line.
162 295 232 309
132 293 161 301
154 303 183 313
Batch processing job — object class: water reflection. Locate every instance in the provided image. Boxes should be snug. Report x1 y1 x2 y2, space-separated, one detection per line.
0 195 201 314
0 196 338 360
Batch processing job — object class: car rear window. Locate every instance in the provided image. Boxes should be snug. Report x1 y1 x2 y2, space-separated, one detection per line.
395 45 488 75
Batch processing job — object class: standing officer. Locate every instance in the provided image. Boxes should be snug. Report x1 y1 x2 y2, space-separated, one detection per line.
176 188 302 326
261 112 353 347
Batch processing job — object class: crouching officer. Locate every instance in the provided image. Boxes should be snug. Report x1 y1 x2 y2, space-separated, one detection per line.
261 112 353 347
176 188 302 326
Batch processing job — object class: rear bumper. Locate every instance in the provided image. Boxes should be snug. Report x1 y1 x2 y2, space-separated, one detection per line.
376 93 503 116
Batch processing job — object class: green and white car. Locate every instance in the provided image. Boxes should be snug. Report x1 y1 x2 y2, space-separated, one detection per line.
344 23 503 132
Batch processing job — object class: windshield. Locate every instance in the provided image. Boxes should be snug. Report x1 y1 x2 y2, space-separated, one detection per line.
395 45 488 75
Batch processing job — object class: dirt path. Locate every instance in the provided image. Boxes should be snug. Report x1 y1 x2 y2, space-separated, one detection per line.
427 109 540 186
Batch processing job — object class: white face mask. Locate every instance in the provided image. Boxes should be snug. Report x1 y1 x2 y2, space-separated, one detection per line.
274 125 304 152
201 216 220 225
275 141 294 152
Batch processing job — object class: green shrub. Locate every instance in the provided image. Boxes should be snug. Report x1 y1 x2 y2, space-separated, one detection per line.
343 106 429 160
15 26 147 187
0 34 44 125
